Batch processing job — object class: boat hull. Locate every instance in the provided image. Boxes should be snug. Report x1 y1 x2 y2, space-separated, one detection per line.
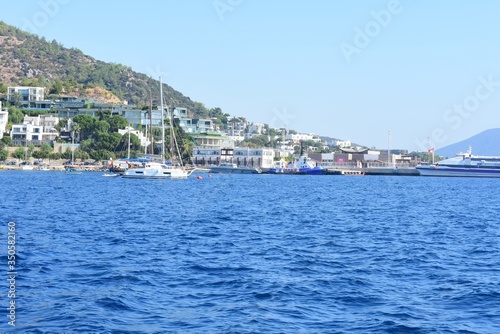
299 167 326 175
209 167 261 174
123 167 190 179
417 165 500 178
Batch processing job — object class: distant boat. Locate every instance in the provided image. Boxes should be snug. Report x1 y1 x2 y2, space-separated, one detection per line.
209 163 261 174
284 156 326 175
108 164 127 175
190 167 211 173
267 160 287 174
123 161 193 179
102 173 118 177
65 167 83 175
22 139 33 170
282 142 326 175
416 147 500 178
22 164 34 171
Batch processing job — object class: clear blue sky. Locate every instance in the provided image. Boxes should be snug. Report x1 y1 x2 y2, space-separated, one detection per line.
2 0 500 151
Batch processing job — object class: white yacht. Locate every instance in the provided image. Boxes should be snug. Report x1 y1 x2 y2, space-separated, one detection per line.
123 162 193 179
416 148 500 177
209 163 261 174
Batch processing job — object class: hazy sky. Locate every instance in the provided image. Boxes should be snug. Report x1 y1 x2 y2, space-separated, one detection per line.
2 0 500 151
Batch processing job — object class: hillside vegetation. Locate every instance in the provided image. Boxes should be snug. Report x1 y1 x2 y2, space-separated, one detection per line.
0 21 208 116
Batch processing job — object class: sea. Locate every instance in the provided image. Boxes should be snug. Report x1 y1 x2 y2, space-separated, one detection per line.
0 171 499 333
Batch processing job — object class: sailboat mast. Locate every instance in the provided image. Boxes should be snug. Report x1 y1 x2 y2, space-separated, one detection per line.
144 122 147 155
149 86 153 155
127 125 131 159
170 100 175 164
160 77 165 163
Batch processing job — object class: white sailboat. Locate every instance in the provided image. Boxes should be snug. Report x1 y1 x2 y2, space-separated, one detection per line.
22 139 34 170
66 129 83 174
123 77 194 179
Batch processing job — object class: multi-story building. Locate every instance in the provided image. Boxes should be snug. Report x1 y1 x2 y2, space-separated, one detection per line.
118 127 150 149
192 145 275 169
233 147 275 168
11 123 44 145
10 114 59 145
285 133 321 143
226 117 248 136
178 118 215 134
335 139 352 148
7 86 45 108
247 122 265 135
0 102 8 139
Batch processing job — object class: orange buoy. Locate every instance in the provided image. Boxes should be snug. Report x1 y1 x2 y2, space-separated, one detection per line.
197 176 203 180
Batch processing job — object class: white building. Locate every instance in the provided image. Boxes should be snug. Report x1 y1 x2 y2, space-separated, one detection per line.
274 144 295 158
118 127 150 148
335 139 352 148
11 123 44 144
7 86 49 109
23 115 59 134
178 118 215 134
0 102 8 139
247 122 265 135
192 146 275 168
232 147 275 168
285 133 321 142
10 114 60 145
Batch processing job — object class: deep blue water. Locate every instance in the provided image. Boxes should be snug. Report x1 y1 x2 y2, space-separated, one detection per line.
1 171 499 333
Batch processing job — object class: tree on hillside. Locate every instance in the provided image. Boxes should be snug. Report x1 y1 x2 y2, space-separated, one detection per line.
55 119 68 132
9 92 22 107
93 120 110 135
107 115 129 133
120 133 141 151
48 152 61 161
0 82 7 94
38 143 53 160
90 150 115 161
13 147 25 161
73 114 96 140
1 135 11 146
0 149 8 162
50 79 63 94
8 107 24 124
71 122 81 143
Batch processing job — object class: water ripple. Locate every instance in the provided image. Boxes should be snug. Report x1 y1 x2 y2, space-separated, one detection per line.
0 172 499 333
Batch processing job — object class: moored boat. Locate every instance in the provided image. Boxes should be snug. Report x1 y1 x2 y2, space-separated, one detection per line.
122 77 193 180
123 161 193 179
209 163 261 174
21 164 34 171
65 167 83 175
284 156 326 175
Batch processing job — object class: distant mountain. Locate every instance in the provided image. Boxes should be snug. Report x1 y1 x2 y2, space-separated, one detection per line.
0 21 208 117
436 128 500 158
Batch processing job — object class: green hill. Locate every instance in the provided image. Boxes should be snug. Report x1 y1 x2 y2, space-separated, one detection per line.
0 21 208 117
